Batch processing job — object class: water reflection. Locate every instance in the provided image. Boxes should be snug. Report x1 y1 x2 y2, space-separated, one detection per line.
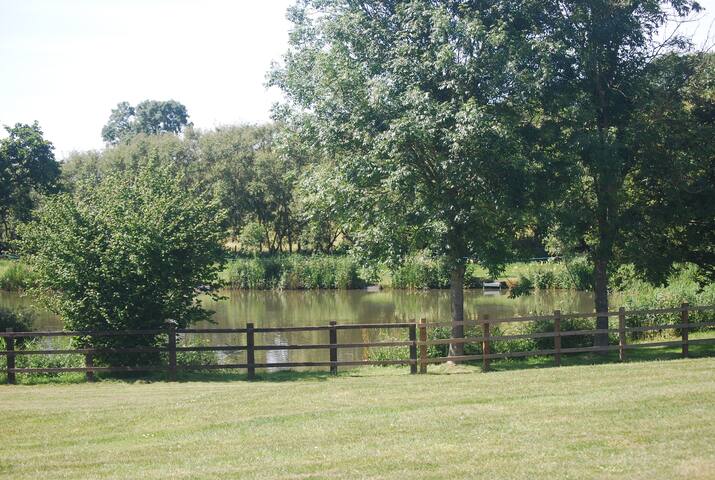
1 288 609 369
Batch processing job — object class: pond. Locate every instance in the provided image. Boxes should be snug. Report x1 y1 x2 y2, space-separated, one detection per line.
1 288 604 369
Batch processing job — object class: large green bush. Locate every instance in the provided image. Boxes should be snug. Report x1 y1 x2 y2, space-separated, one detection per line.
18 164 226 367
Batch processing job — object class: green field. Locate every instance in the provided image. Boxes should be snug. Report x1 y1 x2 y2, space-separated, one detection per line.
1 358 715 479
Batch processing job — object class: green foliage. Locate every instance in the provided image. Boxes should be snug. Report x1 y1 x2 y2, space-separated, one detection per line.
18 164 226 366
176 338 219 367
0 122 60 248
390 255 450 289
224 255 365 290
509 275 533 298
14 338 84 375
0 306 35 348
621 265 715 339
536 0 705 320
101 100 192 145
238 221 266 255
508 258 594 294
270 0 551 343
0 261 36 290
389 255 484 289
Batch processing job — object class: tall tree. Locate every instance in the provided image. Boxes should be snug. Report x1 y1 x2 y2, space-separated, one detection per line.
0 122 59 248
271 0 547 355
101 100 192 144
621 52 715 282
536 0 702 345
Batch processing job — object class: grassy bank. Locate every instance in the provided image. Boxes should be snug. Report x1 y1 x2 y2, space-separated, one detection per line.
222 255 367 289
1 358 714 479
221 254 595 291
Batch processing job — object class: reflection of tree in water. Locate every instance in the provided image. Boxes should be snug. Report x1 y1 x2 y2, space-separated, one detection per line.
265 333 289 372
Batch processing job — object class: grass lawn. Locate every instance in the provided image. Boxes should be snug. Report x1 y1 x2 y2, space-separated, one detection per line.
1 357 715 479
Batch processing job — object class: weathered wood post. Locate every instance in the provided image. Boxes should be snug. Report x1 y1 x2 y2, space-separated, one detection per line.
246 323 256 380
408 322 417 374
482 319 490 372
418 318 427 374
85 352 95 382
618 307 626 362
329 321 338 375
5 328 15 385
166 320 177 381
681 302 689 358
554 310 562 367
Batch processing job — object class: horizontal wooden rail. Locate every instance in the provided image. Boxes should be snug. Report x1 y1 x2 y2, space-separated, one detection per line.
1 304 713 383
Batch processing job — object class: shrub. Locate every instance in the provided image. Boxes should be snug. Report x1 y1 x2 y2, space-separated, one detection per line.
224 255 366 290
176 338 220 367
0 307 35 348
18 164 226 367
620 265 715 340
0 261 36 291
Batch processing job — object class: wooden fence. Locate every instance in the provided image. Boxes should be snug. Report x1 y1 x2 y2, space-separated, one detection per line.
1 303 714 384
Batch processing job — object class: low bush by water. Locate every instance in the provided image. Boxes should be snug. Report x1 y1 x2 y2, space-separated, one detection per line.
0 260 36 291
223 255 366 290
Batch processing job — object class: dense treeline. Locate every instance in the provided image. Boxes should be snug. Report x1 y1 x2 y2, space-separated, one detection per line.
61 124 348 255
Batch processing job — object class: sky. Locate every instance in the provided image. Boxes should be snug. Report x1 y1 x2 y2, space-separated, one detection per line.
0 0 294 158
1 0 714 159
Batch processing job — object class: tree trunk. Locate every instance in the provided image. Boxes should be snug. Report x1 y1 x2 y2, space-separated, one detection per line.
448 264 466 357
594 257 609 348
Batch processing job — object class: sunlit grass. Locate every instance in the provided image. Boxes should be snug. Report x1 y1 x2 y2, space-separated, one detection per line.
1 356 714 479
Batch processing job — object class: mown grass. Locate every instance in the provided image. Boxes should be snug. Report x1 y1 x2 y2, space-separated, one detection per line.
1 356 715 479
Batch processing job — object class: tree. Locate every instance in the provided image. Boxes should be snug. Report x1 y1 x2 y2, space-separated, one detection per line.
101 100 192 144
536 0 703 346
620 52 715 282
18 163 226 366
270 0 547 355
200 124 302 251
0 122 59 249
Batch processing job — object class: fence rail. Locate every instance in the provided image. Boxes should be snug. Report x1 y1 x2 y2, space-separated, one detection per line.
1 304 714 384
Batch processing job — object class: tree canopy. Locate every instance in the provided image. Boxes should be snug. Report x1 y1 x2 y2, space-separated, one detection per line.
270 0 557 353
0 122 59 249
101 100 192 145
531 0 704 344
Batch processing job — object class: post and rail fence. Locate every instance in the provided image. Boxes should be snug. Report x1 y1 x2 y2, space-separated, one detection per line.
2 304 714 384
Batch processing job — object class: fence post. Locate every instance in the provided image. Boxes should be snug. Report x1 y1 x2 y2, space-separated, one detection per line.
482 321 490 373
5 328 15 385
618 307 626 362
554 310 562 367
85 352 95 382
166 320 177 381
329 321 338 375
418 318 427 374
246 323 256 380
681 302 689 358
409 323 417 374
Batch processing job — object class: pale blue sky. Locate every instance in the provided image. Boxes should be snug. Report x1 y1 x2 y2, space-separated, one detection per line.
1 0 713 158
0 0 293 157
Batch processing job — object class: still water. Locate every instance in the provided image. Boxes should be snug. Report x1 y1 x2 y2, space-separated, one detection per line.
1 289 599 368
